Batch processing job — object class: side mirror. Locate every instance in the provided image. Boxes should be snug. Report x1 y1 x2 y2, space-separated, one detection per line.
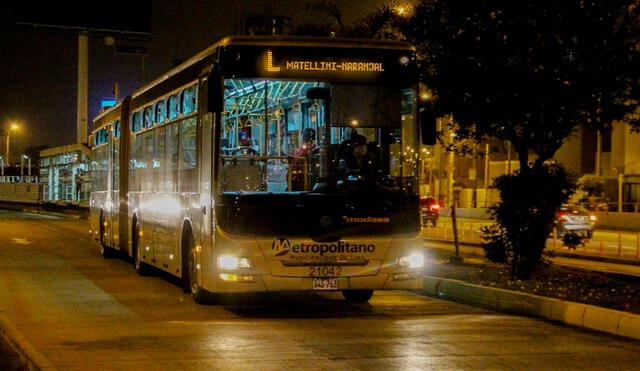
306 87 331 102
419 103 436 145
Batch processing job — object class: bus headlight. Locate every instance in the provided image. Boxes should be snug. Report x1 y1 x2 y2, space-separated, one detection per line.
398 253 424 268
218 256 251 269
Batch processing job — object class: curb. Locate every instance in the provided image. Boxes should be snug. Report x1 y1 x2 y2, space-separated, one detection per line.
423 276 640 341
21 209 83 219
549 250 640 267
0 313 56 370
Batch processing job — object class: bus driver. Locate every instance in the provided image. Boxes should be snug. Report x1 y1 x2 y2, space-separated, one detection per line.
337 134 380 182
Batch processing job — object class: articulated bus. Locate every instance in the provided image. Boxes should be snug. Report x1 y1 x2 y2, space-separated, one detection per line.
90 36 431 304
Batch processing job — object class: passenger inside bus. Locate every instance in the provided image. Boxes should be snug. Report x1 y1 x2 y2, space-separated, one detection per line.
292 128 317 157
290 128 319 191
336 134 381 184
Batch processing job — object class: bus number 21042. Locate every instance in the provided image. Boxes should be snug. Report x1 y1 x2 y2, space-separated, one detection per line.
308 266 342 277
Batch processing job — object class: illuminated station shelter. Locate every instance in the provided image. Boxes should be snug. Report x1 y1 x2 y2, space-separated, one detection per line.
39 144 91 204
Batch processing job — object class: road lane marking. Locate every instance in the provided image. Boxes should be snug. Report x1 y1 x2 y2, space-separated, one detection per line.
11 238 34 245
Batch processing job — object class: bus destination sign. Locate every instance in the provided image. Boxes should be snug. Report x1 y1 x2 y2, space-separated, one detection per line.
266 50 385 73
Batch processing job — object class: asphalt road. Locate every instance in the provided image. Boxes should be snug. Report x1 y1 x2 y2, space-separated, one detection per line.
1 209 640 370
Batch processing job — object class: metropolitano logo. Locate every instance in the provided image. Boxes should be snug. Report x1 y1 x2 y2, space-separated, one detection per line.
272 237 291 256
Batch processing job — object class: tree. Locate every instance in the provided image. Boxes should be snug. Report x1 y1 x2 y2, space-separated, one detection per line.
294 2 403 39
402 1 640 278
577 174 605 197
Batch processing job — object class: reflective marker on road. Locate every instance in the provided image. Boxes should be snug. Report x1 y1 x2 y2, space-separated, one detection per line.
11 238 33 245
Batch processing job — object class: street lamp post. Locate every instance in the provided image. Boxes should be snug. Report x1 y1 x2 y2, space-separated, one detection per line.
5 123 19 166
0 155 4 176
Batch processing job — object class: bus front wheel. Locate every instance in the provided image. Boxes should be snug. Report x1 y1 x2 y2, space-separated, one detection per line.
182 232 212 304
342 289 374 303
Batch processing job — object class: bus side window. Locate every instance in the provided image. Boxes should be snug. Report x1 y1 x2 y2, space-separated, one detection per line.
182 86 197 115
179 117 197 192
130 133 142 192
168 94 180 120
143 107 154 128
142 130 155 191
165 122 179 192
154 127 166 192
155 100 166 124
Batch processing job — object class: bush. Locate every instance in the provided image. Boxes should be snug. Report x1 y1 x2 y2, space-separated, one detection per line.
577 175 604 197
482 163 576 279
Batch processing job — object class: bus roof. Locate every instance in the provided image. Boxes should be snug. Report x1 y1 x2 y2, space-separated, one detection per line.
132 35 414 100
217 35 415 51
93 36 415 132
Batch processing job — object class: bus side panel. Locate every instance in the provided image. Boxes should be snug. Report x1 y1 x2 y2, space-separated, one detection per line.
89 191 107 244
119 97 131 255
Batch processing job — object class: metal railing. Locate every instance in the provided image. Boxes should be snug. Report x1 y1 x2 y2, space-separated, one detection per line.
422 222 640 261
0 176 39 183
576 201 640 214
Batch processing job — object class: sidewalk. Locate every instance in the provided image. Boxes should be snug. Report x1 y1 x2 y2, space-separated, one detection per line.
421 238 640 341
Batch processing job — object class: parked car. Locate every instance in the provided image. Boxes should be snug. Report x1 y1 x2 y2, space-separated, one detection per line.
554 205 596 238
420 197 441 226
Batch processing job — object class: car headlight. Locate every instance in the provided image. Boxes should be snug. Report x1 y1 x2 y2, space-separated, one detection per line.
218 256 251 269
398 252 424 268
590 215 597 222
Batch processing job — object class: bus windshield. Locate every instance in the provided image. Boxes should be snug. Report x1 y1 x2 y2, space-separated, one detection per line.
218 78 420 237
219 79 418 195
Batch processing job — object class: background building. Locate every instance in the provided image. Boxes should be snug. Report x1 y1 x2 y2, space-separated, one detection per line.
40 144 91 204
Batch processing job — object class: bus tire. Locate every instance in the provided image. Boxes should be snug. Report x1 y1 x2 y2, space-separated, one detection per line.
342 289 374 303
132 220 152 276
182 231 212 304
99 213 116 259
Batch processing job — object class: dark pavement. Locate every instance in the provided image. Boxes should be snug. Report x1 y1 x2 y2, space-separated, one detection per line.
1 209 640 370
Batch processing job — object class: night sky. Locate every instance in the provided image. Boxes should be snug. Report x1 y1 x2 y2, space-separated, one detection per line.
0 0 406 160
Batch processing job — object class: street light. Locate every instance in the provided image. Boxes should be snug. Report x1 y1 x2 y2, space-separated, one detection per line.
21 154 31 176
0 155 4 176
392 3 414 18
5 123 19 166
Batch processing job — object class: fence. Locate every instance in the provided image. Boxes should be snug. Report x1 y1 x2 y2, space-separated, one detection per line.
0 182 41 203
422 222 640 261
0 176 39 183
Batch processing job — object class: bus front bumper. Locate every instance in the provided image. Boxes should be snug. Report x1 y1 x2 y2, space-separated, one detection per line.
206 272 424 293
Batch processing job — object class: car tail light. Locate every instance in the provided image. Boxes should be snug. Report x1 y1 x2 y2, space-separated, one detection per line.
430 204 440 211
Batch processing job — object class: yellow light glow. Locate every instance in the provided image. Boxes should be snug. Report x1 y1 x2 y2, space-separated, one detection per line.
218 256 251 269
10 123 19 130
399 252 425 268
266 50 281 72
219 273 254 282
266 51 385 73
393 4 414 17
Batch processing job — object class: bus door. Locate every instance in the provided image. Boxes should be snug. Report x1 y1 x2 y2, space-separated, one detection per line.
104 132 115 249
198 112 213 252
194 74 214 286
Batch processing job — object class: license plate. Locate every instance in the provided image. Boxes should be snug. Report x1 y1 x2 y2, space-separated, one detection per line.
312 278 338 290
